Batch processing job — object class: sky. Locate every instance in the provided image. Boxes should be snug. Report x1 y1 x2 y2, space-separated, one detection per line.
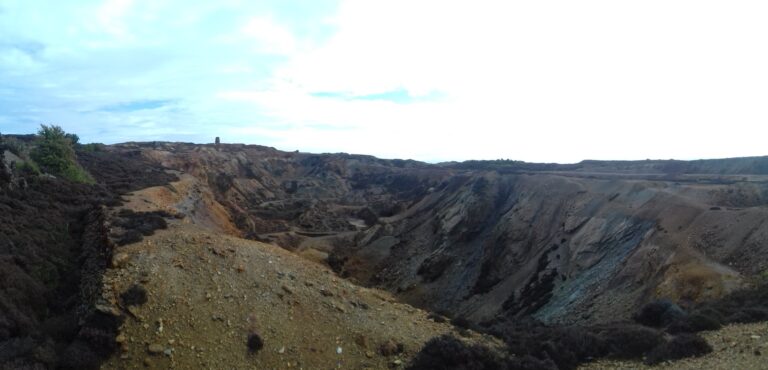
1 0 767 163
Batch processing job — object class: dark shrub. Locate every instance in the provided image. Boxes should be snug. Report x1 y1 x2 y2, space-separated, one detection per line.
76 148 177 195
692 284 768 327
1 358 48 369
646 284 768 335
135 214 167 236
408 335 560 370
41 313 79 341
633 299 686 328
535 327 608 369
247 332 264 353
419 316 682 370
565 328 607 360
115 229 143 246
727 308 768 324
667 312 722 334
326 252 348 274
120 285 147 307
510 355 559 370
452 317 473 330
30 340 58 368
60 340 101 370
645 334 712 365
113 209 170 234
406 335 511 370
598 324 665 359
539 340 578 369
111 210 170 246
0 337 36 365
691 307 725 325
486 320 609 370
78 326 118 356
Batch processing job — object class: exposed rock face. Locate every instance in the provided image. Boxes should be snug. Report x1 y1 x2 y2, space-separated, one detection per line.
361 174 759 325
106 142 768 325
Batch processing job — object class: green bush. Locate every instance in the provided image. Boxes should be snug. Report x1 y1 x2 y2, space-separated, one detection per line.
18 161 41 175
30 125 94 183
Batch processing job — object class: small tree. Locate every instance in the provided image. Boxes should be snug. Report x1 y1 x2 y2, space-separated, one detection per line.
31 125 93 183
32 125 74 173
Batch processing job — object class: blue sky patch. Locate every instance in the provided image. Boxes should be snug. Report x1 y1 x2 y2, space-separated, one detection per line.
99 99 175 113
310 89 443 104
353 89 412 103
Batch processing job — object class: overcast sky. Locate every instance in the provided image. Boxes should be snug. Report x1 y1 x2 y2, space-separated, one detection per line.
1 1 767 163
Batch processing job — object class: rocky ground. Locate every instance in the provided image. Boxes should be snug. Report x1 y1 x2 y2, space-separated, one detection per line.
101 220 499 369
582 321 768 370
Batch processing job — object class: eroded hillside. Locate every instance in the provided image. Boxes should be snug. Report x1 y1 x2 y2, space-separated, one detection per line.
95 142 768 328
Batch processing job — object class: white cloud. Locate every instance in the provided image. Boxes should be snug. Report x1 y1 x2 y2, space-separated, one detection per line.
242 17 297 55
94 0 136 40
225 0 768 162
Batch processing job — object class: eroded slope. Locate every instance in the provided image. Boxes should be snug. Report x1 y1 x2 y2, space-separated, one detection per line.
101 143 768 327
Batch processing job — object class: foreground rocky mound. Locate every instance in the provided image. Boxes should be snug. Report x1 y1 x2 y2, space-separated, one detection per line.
99 183 498 369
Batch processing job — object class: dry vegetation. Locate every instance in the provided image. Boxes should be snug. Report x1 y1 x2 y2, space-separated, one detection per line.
0 130 177 369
